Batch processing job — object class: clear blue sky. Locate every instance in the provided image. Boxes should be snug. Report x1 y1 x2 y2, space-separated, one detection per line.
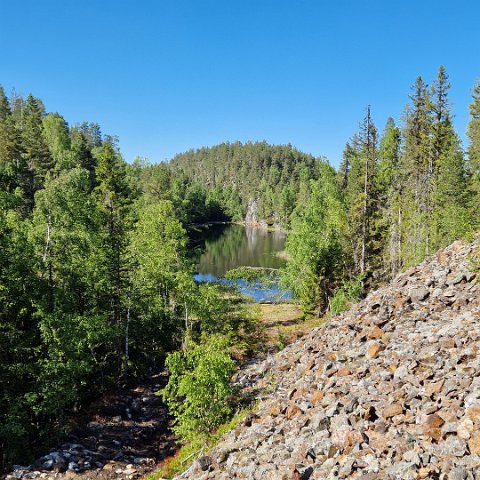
1 0 479 167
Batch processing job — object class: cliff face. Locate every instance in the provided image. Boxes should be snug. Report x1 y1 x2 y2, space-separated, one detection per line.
182 240 480 479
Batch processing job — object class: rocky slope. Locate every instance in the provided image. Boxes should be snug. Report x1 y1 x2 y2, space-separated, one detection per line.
180 240 480 479
3 371 176 480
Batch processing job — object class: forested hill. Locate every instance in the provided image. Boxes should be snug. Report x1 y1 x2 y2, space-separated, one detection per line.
168 142 326 225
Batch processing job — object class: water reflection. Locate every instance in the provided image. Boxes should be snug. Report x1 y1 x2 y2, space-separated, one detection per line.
195 224 286 276
192 224 291 302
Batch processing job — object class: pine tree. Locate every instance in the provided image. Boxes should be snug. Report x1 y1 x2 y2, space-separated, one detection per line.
376 117 402 277
21 94 52 203
431 66 470 245
401 76 432 265
343 107 379 278
467 80 480 227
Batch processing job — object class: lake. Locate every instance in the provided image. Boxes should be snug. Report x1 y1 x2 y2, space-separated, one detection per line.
192 224 292 302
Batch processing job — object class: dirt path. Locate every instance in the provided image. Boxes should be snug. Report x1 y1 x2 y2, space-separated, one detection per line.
3 371 177 480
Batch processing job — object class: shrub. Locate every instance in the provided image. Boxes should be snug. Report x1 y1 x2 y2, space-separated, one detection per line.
329 276 364 315
162 334 235 441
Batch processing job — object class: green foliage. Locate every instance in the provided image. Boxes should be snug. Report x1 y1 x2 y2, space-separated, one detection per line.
1 68 480 471
42 113 75 171
340 107 379 277
467 80 480 229
277 330 287 350
128 200 193 367
282 164 347 315
328 276 364 315
162 335 235 441
0 208 39 465
468 247 480 274
225 266 278 286
169 141 324 226
21 94 52 203
376 117 402 277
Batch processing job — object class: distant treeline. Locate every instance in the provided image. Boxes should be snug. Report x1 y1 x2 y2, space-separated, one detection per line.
168 141 324 225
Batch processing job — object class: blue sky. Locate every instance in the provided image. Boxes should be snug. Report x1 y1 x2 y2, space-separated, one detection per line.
1 0 479 167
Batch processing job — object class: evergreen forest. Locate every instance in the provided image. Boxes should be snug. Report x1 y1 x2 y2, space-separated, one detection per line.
1 65 480 468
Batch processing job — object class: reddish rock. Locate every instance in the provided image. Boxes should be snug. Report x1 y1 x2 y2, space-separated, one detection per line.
423 413 445 440
393 295 408 308
304 359 315 371
466 405 480 422
326 352 337 361
270 404 281 416
367 342 384 359
424 379 444 396
367 326 384 339
469 431 480 455
331 428 364 449
311 390 324 406
382 403 403 418
286 405 303 420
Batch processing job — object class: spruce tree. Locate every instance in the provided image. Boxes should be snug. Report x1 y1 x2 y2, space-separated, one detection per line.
0 87 23 194
21 94 52 203
343 107 379 278
71 130 97 188
94 141 131 379
376 117 402 277
467 80 480 227
431 66 470 245
401 76 432 265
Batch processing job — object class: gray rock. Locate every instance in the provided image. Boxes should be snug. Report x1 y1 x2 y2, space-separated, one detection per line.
197 455 213 472
448 466 467 480
409 286 430 303
41 459 54 470
293 464 314 480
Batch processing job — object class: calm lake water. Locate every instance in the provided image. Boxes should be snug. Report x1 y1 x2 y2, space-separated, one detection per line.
192 224 292 302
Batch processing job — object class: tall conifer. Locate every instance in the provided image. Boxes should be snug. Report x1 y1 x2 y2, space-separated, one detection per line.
401 76 432 265
21 94 52 203
431 66 470 245
343 108 379 278
376 118 402 277
467 80 480 226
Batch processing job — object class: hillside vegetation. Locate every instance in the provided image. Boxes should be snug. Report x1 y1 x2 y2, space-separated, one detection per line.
1 65 480 473
169 141 324 225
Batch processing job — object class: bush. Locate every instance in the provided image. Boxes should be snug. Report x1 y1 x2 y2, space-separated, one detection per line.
329 276 364 315
162 334 235 441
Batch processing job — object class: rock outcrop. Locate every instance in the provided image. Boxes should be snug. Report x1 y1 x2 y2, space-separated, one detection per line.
180 240 480 479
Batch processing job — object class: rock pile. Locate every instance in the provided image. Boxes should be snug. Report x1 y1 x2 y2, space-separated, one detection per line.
179 240 480 479
3 371 176 480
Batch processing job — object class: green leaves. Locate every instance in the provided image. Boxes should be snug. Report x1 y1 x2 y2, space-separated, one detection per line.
128 201 193 362
162 335 235 441
282 165 347 315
